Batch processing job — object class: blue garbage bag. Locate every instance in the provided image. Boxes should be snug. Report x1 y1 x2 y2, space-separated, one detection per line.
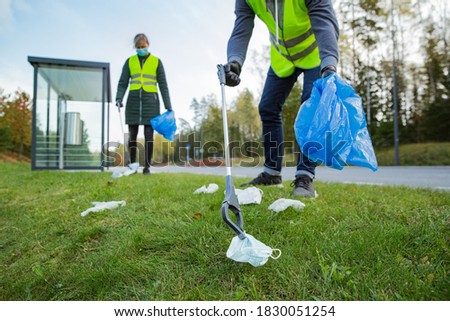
294 74 378 171
150 110 177 141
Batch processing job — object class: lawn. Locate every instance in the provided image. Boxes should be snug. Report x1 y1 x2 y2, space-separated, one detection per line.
0 162 448 300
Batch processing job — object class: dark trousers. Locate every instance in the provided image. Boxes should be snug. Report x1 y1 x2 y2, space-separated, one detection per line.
259 66 320 177
128 125 154 168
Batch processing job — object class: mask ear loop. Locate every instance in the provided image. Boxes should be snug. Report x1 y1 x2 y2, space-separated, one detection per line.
270 248 282 260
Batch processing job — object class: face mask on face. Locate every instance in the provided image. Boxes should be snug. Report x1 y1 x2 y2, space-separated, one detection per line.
226 233 281 267
136 48 148 56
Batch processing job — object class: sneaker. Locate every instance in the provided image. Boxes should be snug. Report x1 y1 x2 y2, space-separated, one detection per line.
143 167 150 175
291 175 315 198
240 172 282 187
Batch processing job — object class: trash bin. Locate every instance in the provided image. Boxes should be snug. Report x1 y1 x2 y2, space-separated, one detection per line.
65 112 83 145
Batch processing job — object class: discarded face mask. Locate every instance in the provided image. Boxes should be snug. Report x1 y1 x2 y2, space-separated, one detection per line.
194 183 219 194
226 233 281 267
111 162 140 178
235 187 263 205
268 198 306 213
122 162 140 176
111 171 122 179
81 201 126 217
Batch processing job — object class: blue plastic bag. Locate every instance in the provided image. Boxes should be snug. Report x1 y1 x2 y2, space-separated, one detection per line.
294 74 378 171
150 110 177 141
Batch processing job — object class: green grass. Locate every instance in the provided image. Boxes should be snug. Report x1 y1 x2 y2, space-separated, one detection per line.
0 162 449 301
375 142 450 166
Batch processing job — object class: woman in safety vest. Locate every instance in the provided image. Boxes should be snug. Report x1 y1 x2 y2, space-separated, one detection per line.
223 0 339 198
116 33 172 175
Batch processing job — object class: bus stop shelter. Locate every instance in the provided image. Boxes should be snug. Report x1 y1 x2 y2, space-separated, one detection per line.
28 56 111 170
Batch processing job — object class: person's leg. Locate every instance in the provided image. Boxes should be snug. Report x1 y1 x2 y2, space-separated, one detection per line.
260 67 303 175
143 125 154 170
241 67 302 187
128 125 139 164
296 66 321 178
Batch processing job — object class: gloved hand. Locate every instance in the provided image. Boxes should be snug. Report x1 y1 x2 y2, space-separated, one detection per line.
224 61 241 87
321 65 337 78
116 99 123 108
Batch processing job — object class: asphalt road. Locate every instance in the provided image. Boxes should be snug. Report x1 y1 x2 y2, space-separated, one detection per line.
149 165 450 191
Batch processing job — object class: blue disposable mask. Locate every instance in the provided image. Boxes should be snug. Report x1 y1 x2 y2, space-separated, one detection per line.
226 233 281 267
136 48 148 56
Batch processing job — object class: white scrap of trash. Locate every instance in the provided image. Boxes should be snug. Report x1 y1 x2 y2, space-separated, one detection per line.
81 201 126 217
226 233 281 267
235 186 263 205
268 198 306 213
194 183 219 194
111 162 140 178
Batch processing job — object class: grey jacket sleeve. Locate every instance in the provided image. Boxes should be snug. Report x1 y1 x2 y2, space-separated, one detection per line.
157 60 172 110
305 0 340 70
227 0 255 67
116 59 130 101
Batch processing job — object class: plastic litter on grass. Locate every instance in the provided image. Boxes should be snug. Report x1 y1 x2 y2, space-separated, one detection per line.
226 233 281 267
111 162 140 178
194 183 219 194
81 201 126 217
268 198 306 213
235 187 263 205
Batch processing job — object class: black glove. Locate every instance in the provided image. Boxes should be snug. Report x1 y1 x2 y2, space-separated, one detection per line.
116 99 123 108
224 61 241 87
321 65 337 78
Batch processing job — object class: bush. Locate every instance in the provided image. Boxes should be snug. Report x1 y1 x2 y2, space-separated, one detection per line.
375 142 450 166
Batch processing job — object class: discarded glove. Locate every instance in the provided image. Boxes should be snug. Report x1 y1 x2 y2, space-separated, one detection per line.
194 183 219 194
81 201 126 217
226 233 281 267
268 198 306 213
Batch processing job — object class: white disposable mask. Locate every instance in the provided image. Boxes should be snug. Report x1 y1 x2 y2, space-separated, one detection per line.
235 186 263 205
226 234 281 267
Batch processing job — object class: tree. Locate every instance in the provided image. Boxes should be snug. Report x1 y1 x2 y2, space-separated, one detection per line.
201 98 224 159
419 20 450 141
152 134 174 164
0 89 13 153
2 90 32 160
173 117 192 163
281 82 302 154
233 89 260 141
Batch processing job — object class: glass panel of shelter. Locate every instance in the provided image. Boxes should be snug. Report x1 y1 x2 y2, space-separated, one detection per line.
34 66 104 169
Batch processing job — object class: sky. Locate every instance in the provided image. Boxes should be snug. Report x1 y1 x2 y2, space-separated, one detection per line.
0 0 269 142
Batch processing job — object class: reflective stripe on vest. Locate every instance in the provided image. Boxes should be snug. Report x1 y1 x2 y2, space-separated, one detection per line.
128 55 159 92
246 0 321 77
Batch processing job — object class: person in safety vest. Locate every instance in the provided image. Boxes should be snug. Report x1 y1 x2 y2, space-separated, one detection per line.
223 0 339 198
116 33 172 175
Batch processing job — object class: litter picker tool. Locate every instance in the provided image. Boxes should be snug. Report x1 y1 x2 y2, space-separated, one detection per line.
217 64 281 267
111 103 139 178
217 64 246 240
117 103 130 165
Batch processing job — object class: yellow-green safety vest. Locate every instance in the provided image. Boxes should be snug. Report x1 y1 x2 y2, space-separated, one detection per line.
128 55 159 92
247 0 321 77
